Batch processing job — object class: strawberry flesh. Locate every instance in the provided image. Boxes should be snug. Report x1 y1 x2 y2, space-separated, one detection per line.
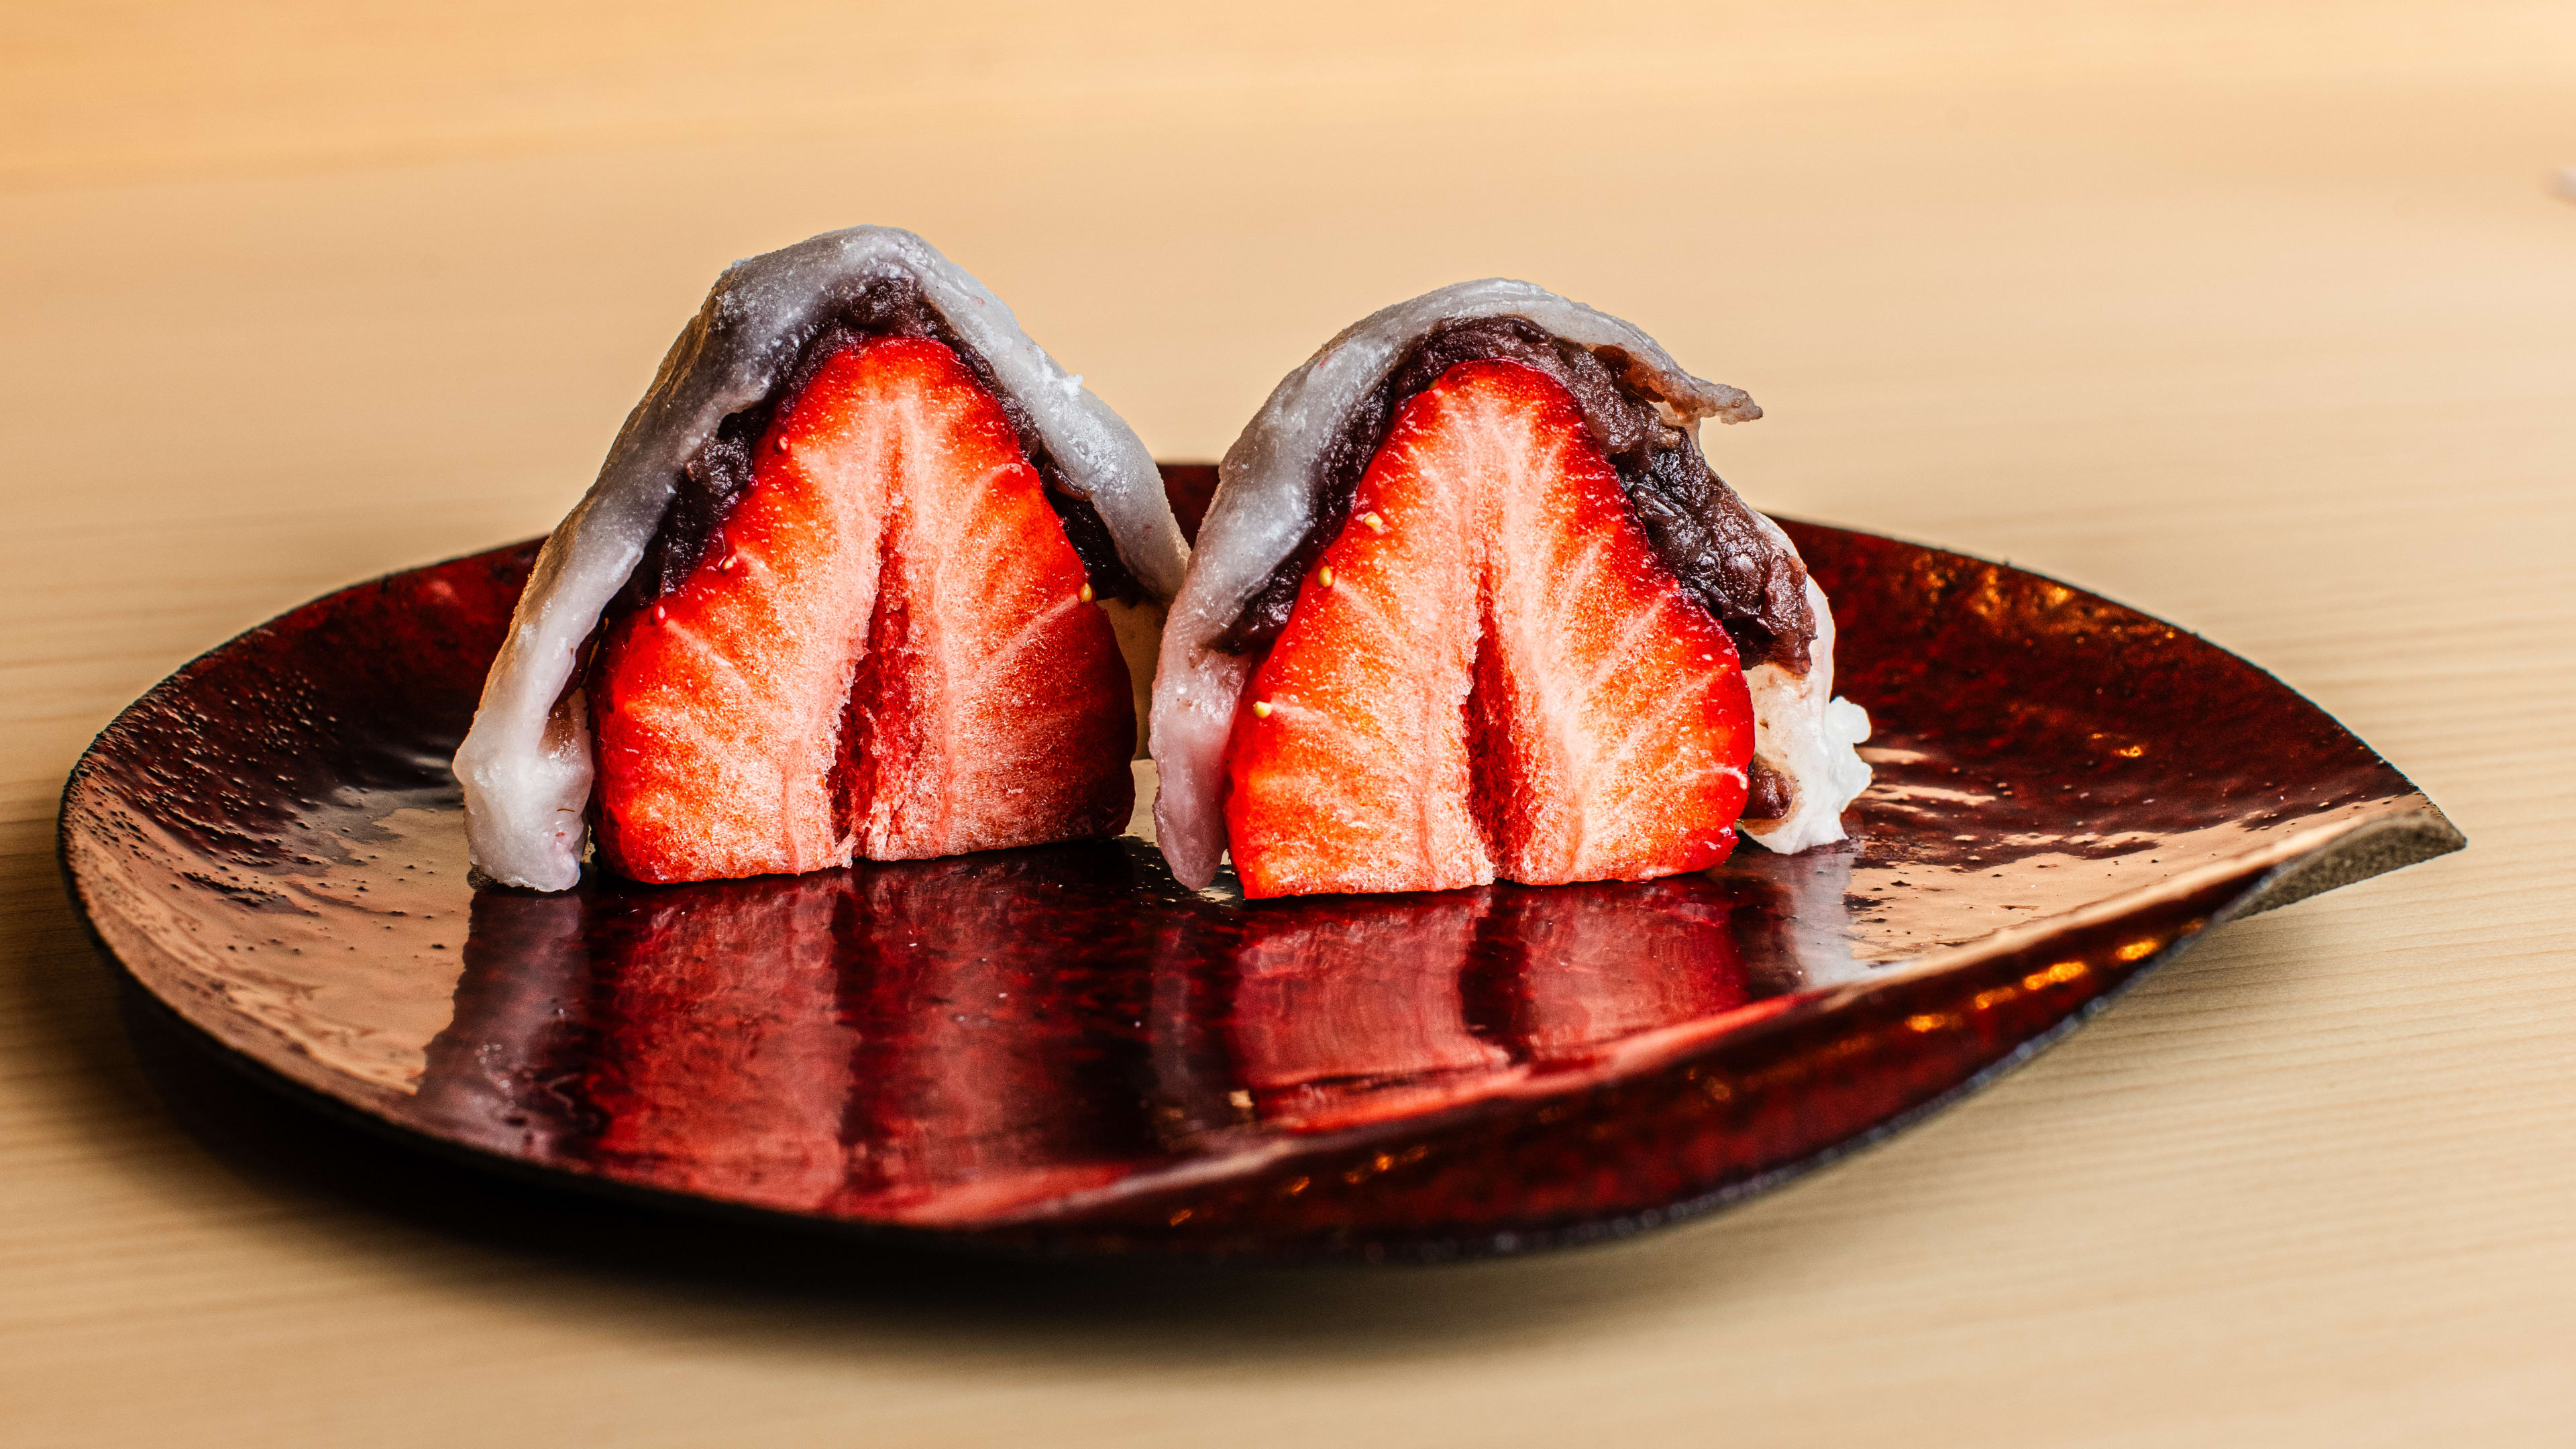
1224 359 1752 898
592 336 1132 883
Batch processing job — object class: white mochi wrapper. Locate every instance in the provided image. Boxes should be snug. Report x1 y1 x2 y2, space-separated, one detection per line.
454 226 1187 892
1147 278 1867 890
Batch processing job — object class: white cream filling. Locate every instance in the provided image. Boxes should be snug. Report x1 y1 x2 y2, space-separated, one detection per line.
1739 576 1874 855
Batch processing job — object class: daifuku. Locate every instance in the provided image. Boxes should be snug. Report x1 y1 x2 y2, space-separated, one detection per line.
1149 280 1869 898
455 227 1185 892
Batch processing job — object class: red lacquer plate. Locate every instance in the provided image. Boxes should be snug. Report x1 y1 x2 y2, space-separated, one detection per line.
58 470 2462 1261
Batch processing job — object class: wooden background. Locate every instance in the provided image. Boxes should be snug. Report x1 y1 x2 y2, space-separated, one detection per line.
4 3 2571 1444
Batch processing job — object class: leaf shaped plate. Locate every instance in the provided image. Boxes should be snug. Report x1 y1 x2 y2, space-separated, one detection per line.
58 470 2461 1261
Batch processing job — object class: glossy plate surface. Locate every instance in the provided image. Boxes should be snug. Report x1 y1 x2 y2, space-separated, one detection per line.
59 475 2461 1260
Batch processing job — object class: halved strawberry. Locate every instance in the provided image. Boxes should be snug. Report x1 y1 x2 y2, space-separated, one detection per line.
592 336 1132 883
1224 359 1753 898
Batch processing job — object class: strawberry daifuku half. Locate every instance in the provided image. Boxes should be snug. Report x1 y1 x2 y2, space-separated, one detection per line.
1152 281 1871 896
1226 360 1754 896
456 227 1187 892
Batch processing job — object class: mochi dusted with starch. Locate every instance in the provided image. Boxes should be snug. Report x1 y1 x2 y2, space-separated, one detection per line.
1150 280 1870 898
455 227 1187 892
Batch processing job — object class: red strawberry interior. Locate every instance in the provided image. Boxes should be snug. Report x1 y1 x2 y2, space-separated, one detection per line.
590 335 1134 884
1223 360 1754 898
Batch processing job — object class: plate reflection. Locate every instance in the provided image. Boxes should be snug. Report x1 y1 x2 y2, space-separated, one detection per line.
418 839 1868 1225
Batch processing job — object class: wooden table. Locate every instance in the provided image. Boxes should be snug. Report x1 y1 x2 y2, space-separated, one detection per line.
5 5 2570 1444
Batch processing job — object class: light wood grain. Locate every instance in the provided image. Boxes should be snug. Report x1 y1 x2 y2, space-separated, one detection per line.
3 3 2571 1445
